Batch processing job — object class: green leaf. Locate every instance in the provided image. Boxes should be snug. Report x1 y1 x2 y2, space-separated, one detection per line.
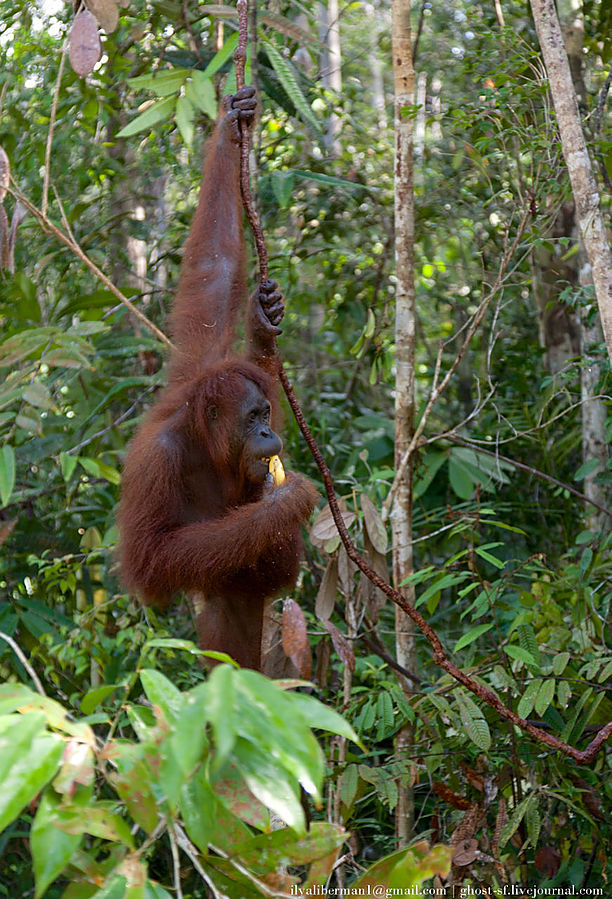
0 444 15 506
525 799 541 848
128 69 187 95
455 693 491 751
60 451 78 482
413 450 446 498
574 458 600 480
31 788 83 897
288 690 362 748
78 457 121 485
170 684 210 780
175 95 196 145
376 691 394 740
505 644 539 668
499 795 533 848
339 764 359 807
535 679 556 717
292 168 376 193
232 821 347 872
143 637 203 654
474 542 506 569
91 874 127 899
233 740 305 831
116 96 176 138
206 664 236 767
179 766 222 852
453 623 494 652
202 31 239 77
561 687 594 743
517 678 542 718
107 743 159 834
263 39 323 139
270 170 294 209
187 70 217 119
0 717 64 832
23 382 53 410
557 680 571 708
414 571 471 609
140 669 184 725
81 684 120 715
517 624 541 666
448 455 476 499
552 652 570 676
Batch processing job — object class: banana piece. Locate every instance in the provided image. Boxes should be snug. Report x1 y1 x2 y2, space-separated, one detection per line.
268 455 286 487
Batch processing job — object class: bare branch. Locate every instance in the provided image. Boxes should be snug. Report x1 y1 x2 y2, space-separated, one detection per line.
8 182 172 349
42 37 69 219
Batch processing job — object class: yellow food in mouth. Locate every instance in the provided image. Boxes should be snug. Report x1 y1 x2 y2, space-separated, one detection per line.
266 454 285 486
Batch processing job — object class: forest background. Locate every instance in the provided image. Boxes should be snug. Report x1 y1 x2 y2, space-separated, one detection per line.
0 0 610 896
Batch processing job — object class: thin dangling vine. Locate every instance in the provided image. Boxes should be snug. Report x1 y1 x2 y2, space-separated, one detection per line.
230 0 612 765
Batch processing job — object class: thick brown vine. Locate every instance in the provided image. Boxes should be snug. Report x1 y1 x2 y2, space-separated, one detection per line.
232 0 612 765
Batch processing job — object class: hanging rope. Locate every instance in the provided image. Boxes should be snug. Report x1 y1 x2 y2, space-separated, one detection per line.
230 1 612 764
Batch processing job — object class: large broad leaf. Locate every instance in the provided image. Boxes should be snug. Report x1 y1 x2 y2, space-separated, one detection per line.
128 69 187 95
106 742 159 834
116 96 176 138
205 665 236 767
0 715 64 832
233 740 306 831
0 444 15 506
288 690 363 749
31 788 83 897
230 822 347 873
140 669 184 725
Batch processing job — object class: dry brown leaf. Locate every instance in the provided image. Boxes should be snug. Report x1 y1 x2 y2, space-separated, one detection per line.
282 597 308 656
0 146 9 203
361 493 388 553
294 640 313 680
450 801 485 847
323 619 355 672
69 10 102 77
315 636 331 687
310 501 356 551
85 0 119 32
492 794 508 856
432 781 472 811
362 530 388 622
0 206 9 270
452 838 479 867
315 556 338 621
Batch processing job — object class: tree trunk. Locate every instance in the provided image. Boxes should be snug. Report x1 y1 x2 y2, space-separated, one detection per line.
391 0 416 846
318 0 342 154
366 3 387 131
530 0 612 363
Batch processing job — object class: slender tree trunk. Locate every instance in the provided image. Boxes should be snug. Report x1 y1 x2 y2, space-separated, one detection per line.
318 0 342 154
366 3 387 131
391 0 416 846
530 0 612 363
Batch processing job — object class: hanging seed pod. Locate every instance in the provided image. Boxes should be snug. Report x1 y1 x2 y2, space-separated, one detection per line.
69 9 102 77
